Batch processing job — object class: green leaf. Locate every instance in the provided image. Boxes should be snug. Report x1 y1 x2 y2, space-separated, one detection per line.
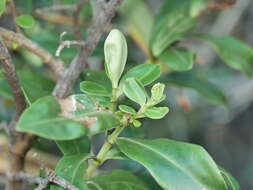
159 49 195 71
0 0 6 17
16 95 119 140
87 170 150 190
80 81 111 97
160 72 227 105
16 96 87 140
117 138 227 190
220 168 241 190
15 14 35 29
56 136 90 156
120 64 161 86
83 70 112 92
123 78 147 106
151 0 197 56
197 34 253 76
50 153 89 190
119 105 136 114
144 107 169 119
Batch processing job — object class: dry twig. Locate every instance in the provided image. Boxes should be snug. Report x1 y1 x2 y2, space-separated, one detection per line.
0 27 65 78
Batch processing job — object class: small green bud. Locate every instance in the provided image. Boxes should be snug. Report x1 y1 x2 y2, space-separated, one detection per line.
150 83 165 105
133 119 142 128
104 29 128 88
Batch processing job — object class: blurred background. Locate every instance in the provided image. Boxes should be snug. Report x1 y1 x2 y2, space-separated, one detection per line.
0 0 253 189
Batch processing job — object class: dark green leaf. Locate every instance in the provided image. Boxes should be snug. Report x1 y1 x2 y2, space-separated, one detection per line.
123 78 147 106
87 170 150 190
0 0 6 17
56 136 90 155
144 107 169 119
159 49 195 71
80 81 111 97
220 168 241 190
117 138 227 190
160 72 227 105
15 14 35 29
50 153 89 190
119 105 136 114
197 34 253 76
120 64 161 86
16 96 87 140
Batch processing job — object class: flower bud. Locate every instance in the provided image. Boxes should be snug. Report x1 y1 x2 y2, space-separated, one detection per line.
104 29 128 88
150 83 165 105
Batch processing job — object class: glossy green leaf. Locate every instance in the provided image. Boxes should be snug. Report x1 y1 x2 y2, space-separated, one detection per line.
87 170 150 190
117 138 227 190
50 153 88 190
56 136 90 155
123 78 147 106
159 49 195 71
15 14 35 29
197 34 253 76
120 64 161 86
80 81 111 97
0 0 6 17
119 105 136 114
16 96 87 140
220 168 241 190
144 107 169 119
160 72 227 105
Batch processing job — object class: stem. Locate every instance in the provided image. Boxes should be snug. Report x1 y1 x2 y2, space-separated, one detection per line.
110 87 117 112
86 125 125 179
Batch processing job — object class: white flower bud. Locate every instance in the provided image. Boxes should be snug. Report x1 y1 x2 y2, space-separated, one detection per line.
104 29 128 88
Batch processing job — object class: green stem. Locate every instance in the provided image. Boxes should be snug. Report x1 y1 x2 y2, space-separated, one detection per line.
110 87 117 112
86 125 125 179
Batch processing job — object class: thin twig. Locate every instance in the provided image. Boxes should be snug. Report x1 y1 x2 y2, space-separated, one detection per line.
7 169 79 190
0 27 65 78
53 0 124 98
55 32 85 57
35 5 78 13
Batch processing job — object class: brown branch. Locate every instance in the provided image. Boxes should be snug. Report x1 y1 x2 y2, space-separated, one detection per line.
0 36 35 190
53 0 123 98
35 5 78 13
0 27 65 78
0 37 26 122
